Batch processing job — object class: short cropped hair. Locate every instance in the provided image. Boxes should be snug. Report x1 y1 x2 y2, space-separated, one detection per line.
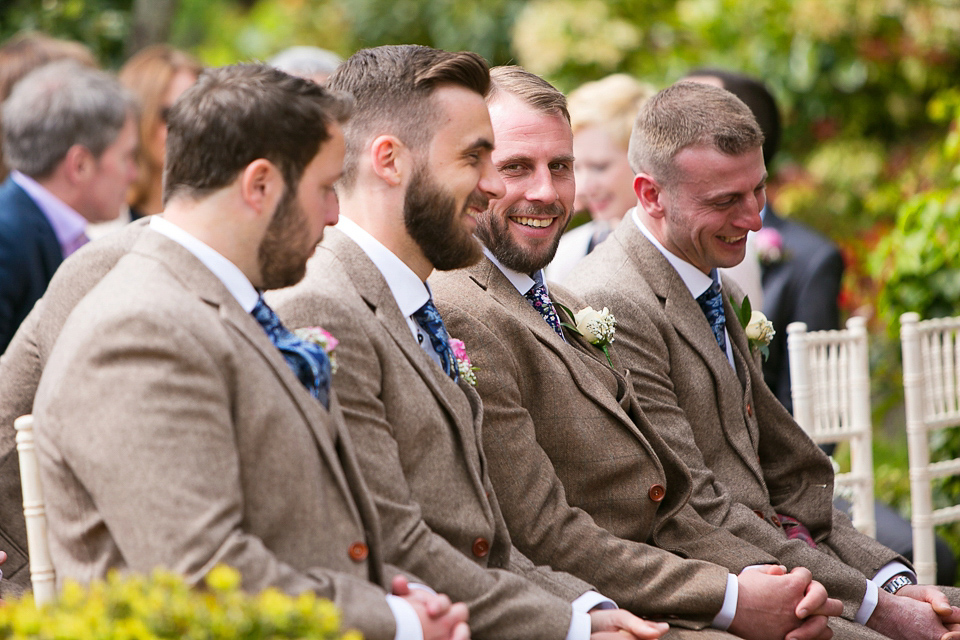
684 68 781 166
2 61 135 179
628 81 763 187
568 74 655 148
325 45 489 193
487 65 569 123
163 63 352 203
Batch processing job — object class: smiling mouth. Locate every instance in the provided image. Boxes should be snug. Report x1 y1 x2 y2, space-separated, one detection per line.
511 216 553 228
718 234 746 244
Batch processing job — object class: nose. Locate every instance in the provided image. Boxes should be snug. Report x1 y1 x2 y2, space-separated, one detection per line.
526 166 559 205
324 190 340 226
478 156 505 200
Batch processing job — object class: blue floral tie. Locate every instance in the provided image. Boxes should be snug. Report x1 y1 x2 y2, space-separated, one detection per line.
251 297 331 409
696 280 727 353
525 273 564 339
412 298 459 382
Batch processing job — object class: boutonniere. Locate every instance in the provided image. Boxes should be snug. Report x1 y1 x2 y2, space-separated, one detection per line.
754 228 787 265
729 296 775 361
449 338 478 386
555 303 616 368
293 326 340 373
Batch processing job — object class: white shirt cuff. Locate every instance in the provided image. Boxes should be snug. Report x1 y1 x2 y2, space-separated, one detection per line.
855 579 879 625
873 562 917 588
566 591 617 640
407 582 438 595
386 594 424 640
711 573 739 631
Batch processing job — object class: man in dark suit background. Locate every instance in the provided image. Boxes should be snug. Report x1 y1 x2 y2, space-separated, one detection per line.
0 60 138 353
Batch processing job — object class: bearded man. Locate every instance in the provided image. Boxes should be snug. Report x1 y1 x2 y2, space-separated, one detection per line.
267 45 662 640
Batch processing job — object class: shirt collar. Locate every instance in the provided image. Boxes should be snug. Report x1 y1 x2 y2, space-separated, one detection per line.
632 207 716 299
11 170 88 255
481 244 548 297
335 216 431 317
149 215 260 312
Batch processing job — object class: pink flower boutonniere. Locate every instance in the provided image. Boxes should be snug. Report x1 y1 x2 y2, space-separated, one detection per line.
449 338 478 386
754 228 787 265
293 326 340 373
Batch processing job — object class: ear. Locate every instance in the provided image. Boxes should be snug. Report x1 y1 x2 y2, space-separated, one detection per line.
634 172 667 220
239 158 284 219
62 144 95 185
369 135 410 187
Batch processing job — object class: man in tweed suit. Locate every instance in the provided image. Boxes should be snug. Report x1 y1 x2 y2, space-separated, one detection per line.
29 64 470 640
431 65 847 640
566 81 960 640
267 45 664 640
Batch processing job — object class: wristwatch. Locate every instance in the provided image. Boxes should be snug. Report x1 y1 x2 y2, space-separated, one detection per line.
881 573 914 594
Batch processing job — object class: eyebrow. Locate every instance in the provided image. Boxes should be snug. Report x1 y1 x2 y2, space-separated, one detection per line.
465 137 495 153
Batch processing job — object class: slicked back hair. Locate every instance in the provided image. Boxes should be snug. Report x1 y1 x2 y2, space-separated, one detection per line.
324 45 490 193
487 65 569 123
2 61 135 179
163 63 352 204
628 81 763 188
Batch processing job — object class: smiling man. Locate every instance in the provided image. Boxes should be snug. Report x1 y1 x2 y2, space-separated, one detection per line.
268 45 663 640
566 80 960 640
431 65 848 640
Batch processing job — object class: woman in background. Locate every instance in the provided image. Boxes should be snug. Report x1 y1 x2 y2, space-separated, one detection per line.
546 73 654 283
119 45 202 220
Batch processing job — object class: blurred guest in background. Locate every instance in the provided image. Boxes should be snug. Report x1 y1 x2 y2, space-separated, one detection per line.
546 74 653 283
0 61 137 354
85 44 202 240
0 31 97 182
268 45 342 84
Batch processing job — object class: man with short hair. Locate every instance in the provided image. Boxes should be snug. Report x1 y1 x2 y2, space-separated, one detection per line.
268 45 664 640
431 65 842 640
31 63 468 640
566 81 960 640
0 61 138 353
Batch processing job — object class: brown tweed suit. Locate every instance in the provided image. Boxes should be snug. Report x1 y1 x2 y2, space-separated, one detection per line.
33 229 399 639
268 227 593 640
566 219 906 620
430 255 772 631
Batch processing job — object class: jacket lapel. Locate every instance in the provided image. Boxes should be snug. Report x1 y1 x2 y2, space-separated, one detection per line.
134 230 366 528
326 231 493 517
624 225 764 484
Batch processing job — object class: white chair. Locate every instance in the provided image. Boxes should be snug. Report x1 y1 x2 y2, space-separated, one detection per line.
788 316 876 538
900 312 960 584
14 414 55 605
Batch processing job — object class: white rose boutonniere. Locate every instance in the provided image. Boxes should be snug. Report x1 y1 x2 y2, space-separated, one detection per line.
555 302 616 368
293 326 340 373
449 338 478 386
729 295 775 361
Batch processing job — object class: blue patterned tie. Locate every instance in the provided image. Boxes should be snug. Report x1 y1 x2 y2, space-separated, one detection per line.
696 280 727 353
251 297 331 409
525 273 564 339
412 298 459 382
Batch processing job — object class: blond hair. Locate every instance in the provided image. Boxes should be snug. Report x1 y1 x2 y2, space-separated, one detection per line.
568 74 655 148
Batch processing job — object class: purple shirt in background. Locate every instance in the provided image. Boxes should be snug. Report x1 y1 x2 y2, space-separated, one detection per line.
10 170 88 258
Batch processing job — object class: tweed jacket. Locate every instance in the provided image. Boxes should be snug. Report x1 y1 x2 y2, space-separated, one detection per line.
33 229 399 639
267 227 591 640
0 219 148 596
760 208 845 413
0 177 64 354
430 256 795 627
566 220 905 618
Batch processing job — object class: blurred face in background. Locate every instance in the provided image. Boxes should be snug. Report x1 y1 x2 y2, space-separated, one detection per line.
573 125 637 226
148 69 199 170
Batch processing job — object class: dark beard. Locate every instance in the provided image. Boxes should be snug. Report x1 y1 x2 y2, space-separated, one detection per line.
475 201 567 274
403 163 485 271
258 185 312 290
